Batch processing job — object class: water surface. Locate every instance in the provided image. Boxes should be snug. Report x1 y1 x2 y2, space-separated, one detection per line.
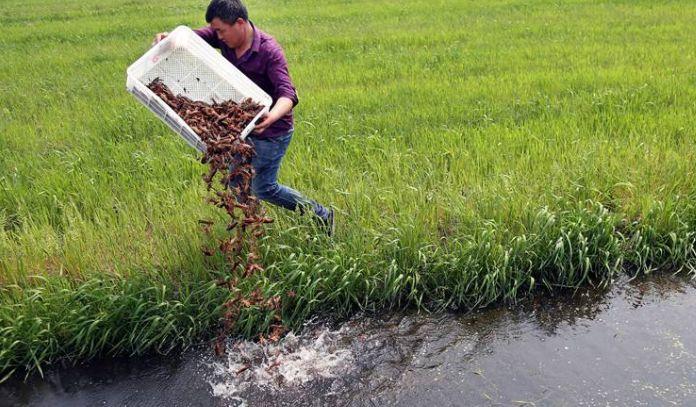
2 274 695 406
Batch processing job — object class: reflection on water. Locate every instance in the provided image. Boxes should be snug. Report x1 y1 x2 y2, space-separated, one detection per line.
2 275 695 406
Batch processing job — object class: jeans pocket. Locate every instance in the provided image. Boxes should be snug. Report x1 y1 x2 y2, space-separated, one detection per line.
270 133 292 156
270 132 292 145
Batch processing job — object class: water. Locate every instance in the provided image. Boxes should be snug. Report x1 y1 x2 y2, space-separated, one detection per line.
2 274 695 406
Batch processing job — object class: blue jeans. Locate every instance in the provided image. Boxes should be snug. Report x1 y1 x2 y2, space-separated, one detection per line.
237 131 329 219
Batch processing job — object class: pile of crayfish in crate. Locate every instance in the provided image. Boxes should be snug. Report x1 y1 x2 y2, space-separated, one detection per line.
148 78 285 354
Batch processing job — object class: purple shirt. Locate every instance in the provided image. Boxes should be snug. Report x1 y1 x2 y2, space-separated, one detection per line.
194 23 298 138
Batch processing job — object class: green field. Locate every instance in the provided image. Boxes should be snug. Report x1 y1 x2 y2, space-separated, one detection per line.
1 0 695 379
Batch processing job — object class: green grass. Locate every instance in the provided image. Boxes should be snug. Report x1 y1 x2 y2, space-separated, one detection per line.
1 0 695 379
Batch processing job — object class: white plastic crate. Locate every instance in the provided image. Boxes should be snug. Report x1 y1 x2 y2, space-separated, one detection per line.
126 25 272 152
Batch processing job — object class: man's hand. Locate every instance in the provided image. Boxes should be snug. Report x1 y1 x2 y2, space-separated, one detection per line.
253 112 276 134
152 32 169 46
253 97 294 134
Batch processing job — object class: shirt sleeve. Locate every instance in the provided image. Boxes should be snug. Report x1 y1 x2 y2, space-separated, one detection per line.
266 47 299 107
193 26 221 49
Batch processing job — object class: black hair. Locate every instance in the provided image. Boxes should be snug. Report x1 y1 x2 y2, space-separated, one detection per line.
205 0 248 24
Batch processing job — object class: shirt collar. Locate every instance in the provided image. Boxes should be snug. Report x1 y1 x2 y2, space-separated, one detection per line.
249 21 261 54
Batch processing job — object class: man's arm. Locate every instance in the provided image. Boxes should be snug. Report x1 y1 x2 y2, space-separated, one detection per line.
254 97 293 133
152 26 219 48
266 48 299 107
193 26 221 48
253 46 298 133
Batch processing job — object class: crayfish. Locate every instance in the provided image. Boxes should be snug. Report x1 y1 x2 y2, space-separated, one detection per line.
148 78 286 355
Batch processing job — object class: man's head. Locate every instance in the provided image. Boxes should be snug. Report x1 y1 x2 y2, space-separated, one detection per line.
205 0 249 48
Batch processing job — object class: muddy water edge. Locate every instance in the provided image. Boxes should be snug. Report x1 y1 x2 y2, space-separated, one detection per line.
2 273 695 406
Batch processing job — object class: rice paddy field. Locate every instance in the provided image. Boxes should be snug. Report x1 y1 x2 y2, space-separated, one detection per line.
1 0 695 381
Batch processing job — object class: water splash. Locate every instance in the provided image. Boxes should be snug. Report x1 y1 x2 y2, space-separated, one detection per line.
208 325 355 401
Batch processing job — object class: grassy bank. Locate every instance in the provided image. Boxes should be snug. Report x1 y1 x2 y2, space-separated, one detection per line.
1 0 695 378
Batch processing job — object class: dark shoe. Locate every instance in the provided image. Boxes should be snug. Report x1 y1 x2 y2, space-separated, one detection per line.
316 208 334 237
326 208 335 237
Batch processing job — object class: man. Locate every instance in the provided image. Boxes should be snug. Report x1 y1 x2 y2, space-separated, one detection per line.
153 0 334 236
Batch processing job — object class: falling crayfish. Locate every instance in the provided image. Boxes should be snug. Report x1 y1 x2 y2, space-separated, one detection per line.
148 78 284 355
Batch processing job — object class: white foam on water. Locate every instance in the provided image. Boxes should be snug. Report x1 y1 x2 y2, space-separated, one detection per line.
208 325 355 401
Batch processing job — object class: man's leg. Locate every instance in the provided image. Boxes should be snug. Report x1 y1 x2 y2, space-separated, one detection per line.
249 132 331 221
